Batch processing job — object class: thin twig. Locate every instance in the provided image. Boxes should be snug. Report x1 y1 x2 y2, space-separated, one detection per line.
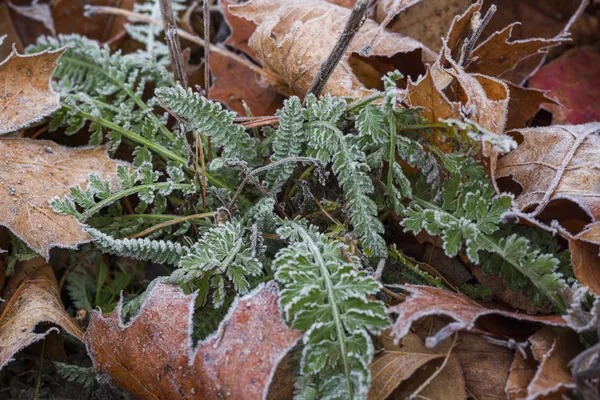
203 0 211 94
408 333 459 400
128 212 214 239
457 5 496 67
197 132 207 208
305 0 369 99
159 0 188 87
85 6 285 85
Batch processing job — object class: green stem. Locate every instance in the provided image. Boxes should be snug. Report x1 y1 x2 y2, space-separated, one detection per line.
398 123 448 131
65 106 228 188
412 197 566 312
286 165 316 201
386 115 396 194
297 227 354 400
82 183 193 220
345 92 384 113
61 55 176 141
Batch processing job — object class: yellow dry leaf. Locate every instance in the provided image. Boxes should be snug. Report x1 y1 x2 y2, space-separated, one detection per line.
0 47 65 135
230 0 436 99
0 139 125 258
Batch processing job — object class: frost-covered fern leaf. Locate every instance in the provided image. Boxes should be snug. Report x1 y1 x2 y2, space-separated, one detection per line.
401 154 566 310
125 0 186 62
274 219 388 399
170 220 263 308
267 96 306 190
87 228 188 265
66 265 94 311
305 94 386 257
54 362 96 388
156 85 258 162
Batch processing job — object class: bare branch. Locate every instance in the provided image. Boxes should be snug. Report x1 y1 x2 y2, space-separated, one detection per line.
159 0 188 87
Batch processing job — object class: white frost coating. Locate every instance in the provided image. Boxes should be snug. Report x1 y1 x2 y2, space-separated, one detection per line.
0 325 60 370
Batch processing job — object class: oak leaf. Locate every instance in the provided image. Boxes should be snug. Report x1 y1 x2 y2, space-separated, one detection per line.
506 327 582 399
406 67 460 123
0 139 125 258
388 285 567 346
374 0 471 52
229 0 436 98
0 257 83 370
84 281 302 400
455 333 514 400
570 239 600 296
0 47 65 135
529 47 600 125
220 0 257 58
495 122 600 243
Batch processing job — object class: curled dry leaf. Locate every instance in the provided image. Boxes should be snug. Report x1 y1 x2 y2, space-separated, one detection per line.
230 0 436 98
0 257 83 370
0 139 125 258
221 0 257 58
529 47 600 125
369 331 446 400
570 238 600 296
0 47 65 135
85 281 302 400
506 327 582 399
374 0 471 52
209 51 285 116
388 285 567 346
406 67 459 123
496 122 600 243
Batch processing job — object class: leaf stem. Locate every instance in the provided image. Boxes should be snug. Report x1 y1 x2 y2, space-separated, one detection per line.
297 226 354 400
81 182 194 220
412 197 566 312
345 92 384 113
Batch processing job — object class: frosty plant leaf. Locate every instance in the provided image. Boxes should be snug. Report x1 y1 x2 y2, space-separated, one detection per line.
0 139 125 258
273 219 389 399
0 46 65 135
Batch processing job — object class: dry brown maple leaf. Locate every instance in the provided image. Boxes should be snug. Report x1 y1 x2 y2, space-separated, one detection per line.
0 138 125 258
495 122 600 242
0 257 83 370
0 47 65 135
388 285 567 346
229 0 436 99
85 281 302 400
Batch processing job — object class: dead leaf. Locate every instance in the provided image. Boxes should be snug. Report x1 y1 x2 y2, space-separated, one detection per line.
406 67 460 123
374 0 471 52
479 0 589 85
0 47 65 135
388 285 567 346
221 0 257 58
505 84 555 131
0 257 83 370
529 47 600 125
0 138 125 258
467 23 564 80
496 122 600 239
369 331 445 400
209 51 285 116
8 1 56 46
507 327 582 399
0 3 23 60
570 239 600 296
85 281 302 400
230 0 436 98
52 0 135 43
455 333 514 400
